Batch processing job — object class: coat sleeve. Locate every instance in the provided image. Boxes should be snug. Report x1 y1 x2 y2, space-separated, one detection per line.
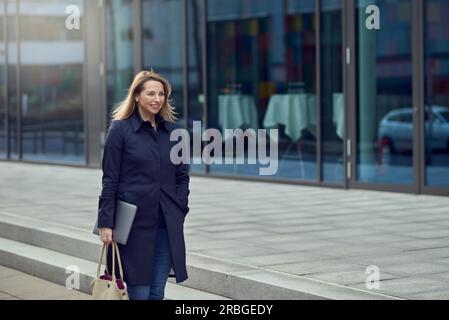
97 120 124 228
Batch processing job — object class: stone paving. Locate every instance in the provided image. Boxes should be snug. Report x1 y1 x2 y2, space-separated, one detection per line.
1 161 449 299
0 265 90 300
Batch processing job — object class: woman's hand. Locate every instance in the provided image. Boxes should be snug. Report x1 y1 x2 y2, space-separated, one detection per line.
100 228 113 244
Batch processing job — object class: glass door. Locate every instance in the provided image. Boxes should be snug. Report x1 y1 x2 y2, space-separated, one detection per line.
348 0 415 191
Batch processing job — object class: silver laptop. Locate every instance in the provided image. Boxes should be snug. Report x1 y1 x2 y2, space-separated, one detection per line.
93 200 137 245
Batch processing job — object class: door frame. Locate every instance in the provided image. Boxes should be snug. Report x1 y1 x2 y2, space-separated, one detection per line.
417 0 449 197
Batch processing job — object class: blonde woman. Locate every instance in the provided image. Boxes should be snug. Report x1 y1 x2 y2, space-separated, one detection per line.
96 70 190 300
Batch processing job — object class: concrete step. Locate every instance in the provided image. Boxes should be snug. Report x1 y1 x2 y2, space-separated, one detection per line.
0 211 402 300
0 236 229 300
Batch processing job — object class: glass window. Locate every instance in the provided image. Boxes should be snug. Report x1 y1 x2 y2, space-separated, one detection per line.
388 113 402 123
105 0 134 125
207 0 317 180
142 0 185 126
424 0 449 187
400 112 413 123
19 0 85 163
356 0 413 185
321 0 344 183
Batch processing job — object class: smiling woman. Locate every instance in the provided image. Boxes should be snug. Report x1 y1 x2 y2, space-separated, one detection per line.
97 70 190 301
135 80 165 128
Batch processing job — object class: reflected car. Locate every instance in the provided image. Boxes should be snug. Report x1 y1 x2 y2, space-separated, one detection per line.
377 106 449 160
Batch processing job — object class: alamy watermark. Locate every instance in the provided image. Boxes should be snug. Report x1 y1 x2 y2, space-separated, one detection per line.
65 5 81 30
365 265 381 290
65 265 80 290
170 121 279 176
366 5 380 30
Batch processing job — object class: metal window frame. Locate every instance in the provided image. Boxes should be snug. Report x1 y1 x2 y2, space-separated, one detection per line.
317 0 346 188
2 0 9 159
202 0 208 174
419 0 449 197
182 0 188 130
413 0 423 195
15 0 21 159
84 0 104 167
346 0 356 188
316 0 322 183
82 0 89 165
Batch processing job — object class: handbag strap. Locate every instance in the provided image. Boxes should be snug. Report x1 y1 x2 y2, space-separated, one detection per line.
96 242 125 281
113 242 125 280
111 242 116 280
96 243 107 278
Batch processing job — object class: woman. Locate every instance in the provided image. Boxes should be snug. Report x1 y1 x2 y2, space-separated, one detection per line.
96 70 190 300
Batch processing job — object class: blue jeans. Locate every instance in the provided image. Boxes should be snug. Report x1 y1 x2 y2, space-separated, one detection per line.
127 227 172 300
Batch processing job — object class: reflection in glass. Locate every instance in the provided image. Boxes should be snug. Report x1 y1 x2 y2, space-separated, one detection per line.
187 0 205 173
321 0 344 183
356 0 413 184
207 0 317 180
0 0 5 158
20 0 85 163
105 0 134 126
142 0 185 126
424 0 449 187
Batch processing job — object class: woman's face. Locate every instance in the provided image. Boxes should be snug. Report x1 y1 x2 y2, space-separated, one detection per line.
136 80 165 116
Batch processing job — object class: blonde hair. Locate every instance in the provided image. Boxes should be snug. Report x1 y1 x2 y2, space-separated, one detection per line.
111 70 177 121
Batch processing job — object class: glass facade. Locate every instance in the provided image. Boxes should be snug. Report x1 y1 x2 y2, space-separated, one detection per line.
0 0 448 196
19 0 85 163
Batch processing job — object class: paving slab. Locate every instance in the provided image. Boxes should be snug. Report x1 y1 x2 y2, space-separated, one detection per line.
348 277 449 299
0 266 90 300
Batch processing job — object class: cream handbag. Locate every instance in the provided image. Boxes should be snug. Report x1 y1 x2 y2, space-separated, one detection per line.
91 242 129 300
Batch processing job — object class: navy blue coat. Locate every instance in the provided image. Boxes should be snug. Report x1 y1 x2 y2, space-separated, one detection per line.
97 107 190 285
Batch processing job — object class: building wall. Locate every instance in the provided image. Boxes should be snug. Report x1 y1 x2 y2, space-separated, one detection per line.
1 0 449 196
